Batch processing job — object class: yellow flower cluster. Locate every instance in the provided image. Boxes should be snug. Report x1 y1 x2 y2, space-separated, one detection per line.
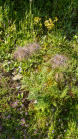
34 17 41 23
54 17 58 22
44 17 58 30
34 17 42 27
44 18 54 30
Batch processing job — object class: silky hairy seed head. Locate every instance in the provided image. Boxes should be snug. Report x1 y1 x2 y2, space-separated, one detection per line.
50 54 67 69
13 43 40 61
28 43 40 54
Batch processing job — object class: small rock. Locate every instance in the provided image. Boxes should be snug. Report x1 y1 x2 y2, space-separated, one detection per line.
19 66 22 73
8 61 12 64
12 74 23 81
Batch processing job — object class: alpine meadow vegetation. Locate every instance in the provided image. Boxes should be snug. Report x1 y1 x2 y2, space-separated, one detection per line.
0 0 78 139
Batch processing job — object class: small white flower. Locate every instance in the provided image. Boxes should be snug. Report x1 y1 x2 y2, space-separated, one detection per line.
34 100 38 103
8 61 12 64
16 86 21 90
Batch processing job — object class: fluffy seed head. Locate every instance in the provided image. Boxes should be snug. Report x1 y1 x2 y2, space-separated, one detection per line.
50 54 67 69
13 43 40 61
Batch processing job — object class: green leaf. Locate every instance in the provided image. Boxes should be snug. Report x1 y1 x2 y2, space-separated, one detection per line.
60 87 68 98
17 93 23 100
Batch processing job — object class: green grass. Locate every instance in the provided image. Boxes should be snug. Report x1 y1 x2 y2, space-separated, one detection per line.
0 0 78 139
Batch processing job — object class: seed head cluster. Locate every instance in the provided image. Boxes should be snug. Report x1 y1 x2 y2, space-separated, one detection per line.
50 54 67 69
13 43 40 62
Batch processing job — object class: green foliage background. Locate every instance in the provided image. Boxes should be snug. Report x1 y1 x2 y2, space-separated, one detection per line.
0 0 78 139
